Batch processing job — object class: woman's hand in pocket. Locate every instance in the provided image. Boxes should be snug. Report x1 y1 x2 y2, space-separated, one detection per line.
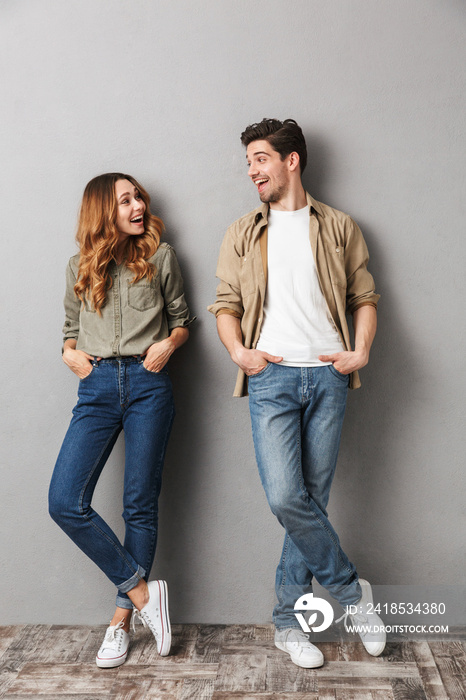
63 347 96 379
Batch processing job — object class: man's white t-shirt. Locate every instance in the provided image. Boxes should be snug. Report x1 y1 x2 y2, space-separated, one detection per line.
256 206 344 366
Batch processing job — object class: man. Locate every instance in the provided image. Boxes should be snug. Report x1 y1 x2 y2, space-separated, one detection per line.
208 118 385 667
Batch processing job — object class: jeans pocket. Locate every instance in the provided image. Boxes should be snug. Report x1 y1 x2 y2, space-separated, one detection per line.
79 366 95 382
249 362 272 379
327 364 349 382
140 361 168 376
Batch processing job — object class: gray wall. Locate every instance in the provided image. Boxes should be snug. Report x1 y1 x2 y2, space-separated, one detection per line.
1 0 464 624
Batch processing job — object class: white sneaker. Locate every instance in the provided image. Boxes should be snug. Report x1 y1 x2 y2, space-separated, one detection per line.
95 619 130 668
274 628 324 668
337 579 386 656
135 580 171 656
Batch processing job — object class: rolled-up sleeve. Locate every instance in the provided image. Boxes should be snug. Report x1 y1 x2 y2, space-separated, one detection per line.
62 260 81 346
160 246 195 329
207 226 243 318
345 218 380 315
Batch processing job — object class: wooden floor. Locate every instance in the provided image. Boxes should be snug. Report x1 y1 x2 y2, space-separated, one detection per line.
0 624 464 699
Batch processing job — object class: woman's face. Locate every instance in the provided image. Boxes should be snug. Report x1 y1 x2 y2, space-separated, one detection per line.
114 179 146 239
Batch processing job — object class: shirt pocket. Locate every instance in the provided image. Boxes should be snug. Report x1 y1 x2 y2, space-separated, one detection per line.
127 278 157 311
239 254 257 298
324 243 347 288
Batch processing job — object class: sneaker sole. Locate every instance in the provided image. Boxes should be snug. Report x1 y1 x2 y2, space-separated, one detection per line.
157 580 171 656
357 579 386 657
274 640 324 668
95 650 128 668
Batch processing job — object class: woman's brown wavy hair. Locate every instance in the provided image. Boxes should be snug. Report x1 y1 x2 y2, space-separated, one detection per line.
74 173 164 314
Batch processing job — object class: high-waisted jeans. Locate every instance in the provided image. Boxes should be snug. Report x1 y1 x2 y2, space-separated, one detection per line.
248 362 362 629
49 356 175 610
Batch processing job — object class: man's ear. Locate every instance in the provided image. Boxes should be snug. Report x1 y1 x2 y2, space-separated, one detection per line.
288 151 300 172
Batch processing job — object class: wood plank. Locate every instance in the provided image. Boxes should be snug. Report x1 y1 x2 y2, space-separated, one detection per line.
74 626 108 664
116 662 218 681
32 626 94 664
127 628 161 665
0 626 24 659
169 624 200 662
311 661 420 679
222 625 256 643
317 641 341 662
383 642 416 663
410 642 450 700
372 691 395 700
120 627 149 665
430 641 466 657
1 625 51 668
266 653 318 692
4 696 108 699
212 694 319 700
337 641 373 662
214 653 266 692
112 678 180 700
125 626 197 665
391 677 429 700
0 662 20 696
319 678 394 691
428 648 466 700
191 624 226 663
0 625 52 696
334 691 374 699
177 679 215 700
253 625 274 642
5 663 114 695
221 641 276 655
430 640 466 667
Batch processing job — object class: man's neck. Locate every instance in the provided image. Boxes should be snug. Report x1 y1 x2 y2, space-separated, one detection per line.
269 183 307 212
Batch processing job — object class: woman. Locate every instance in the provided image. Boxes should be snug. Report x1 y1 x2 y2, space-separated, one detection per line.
49 173 193 668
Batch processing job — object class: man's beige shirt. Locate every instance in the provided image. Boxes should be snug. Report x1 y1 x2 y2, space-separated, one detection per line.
208 193 379 397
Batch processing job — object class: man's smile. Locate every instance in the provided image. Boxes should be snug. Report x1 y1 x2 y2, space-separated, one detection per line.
254 177 269 193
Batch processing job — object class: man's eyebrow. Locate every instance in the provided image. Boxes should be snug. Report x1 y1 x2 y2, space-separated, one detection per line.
246 151 270 159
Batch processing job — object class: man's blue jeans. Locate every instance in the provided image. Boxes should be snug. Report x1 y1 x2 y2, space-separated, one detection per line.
49 357 174 610
248 363 362 629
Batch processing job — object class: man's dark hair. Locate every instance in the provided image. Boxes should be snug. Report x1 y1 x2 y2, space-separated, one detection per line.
240 118 307 174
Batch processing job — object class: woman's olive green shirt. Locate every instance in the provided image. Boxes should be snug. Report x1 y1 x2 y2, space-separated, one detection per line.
63 243 194 357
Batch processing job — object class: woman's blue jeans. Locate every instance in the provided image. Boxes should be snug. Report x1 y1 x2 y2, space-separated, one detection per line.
49 357 174 610
248 363 362 629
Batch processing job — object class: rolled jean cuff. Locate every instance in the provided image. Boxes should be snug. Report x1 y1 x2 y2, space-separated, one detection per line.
118 565 146 594
328 577 362 607
116 595 134 610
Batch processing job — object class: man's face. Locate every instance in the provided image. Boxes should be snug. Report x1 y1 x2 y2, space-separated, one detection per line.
246 140 290 204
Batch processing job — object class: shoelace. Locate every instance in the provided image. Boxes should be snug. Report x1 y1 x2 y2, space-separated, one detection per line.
131 607 159 638
335 610 371 634
103 619 126 648
285 630 316 649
